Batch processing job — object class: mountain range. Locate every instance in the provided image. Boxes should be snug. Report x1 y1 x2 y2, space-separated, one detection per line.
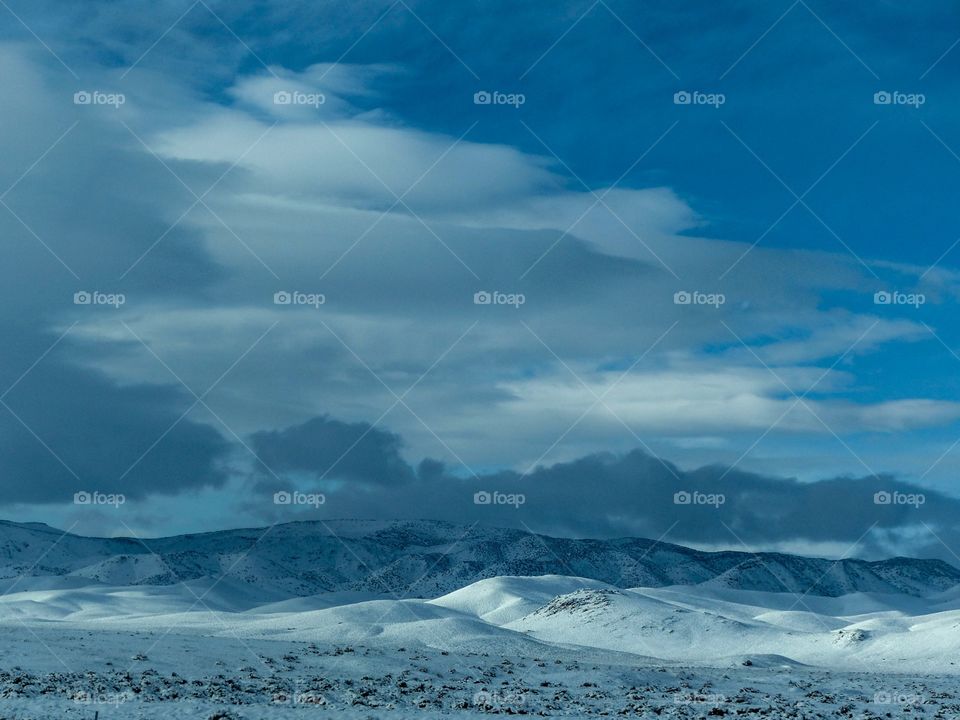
2 518 957 598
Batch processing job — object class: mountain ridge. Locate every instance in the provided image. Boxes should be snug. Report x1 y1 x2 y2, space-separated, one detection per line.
1 518 957 599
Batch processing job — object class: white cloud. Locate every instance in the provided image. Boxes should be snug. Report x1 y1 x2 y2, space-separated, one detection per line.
3 48 959 504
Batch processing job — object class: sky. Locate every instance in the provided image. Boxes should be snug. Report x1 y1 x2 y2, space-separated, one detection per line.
2 0 960 561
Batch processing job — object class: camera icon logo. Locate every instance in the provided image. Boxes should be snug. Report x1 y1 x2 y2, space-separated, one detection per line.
873 91 892 105
474 291 492 305
673 91 692 105
74 91 91 105
873 291 891 305
274 90 292 105
673 491 691 505
673 291 691 305
474 91 492 105
74 291 92 305
74 491 92 505
474 691 493 706
274 291 292 305
874 491 892 505
474 490 492 505
274 491 292 505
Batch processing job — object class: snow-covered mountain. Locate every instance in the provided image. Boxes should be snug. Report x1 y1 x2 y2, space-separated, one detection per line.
5 523 960 717
2 518 957 598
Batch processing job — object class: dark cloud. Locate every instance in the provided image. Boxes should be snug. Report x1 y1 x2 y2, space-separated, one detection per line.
250 415 417 487
0 47 233 505
245 417 960 562
0 350 231 503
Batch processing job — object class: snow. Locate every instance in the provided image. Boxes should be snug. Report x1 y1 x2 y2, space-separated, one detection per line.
4 519 958 599
3 519 960 717
428 575 616 624
0 619 958 719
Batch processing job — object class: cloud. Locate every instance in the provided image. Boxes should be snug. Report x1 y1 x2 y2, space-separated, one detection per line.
0 343 231 504
498 364 960 436
0 46 234 504
32 54 955 492
2 1 960 550
250 415 417 487
242 417 960 562
152 113 560 216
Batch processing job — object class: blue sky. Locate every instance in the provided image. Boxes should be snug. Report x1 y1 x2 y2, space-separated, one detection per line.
2 0 960 560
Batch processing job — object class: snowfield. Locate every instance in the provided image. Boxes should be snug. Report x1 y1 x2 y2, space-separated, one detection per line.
3 575 960 718
1 620 959 719
2 520 960 718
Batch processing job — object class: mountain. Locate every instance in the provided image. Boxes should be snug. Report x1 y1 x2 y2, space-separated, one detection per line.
1 518 957 598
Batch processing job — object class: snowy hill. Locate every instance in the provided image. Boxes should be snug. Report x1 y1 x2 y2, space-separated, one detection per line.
4 553 960 718
1 518 958 599
6 573 960 673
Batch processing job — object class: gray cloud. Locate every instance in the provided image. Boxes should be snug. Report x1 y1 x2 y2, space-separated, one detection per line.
0 46 234 504
1 1 960 551
0 344 231 503
250 415 417 487
244 415 960 562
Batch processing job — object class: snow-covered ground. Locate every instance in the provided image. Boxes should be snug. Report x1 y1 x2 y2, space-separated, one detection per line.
3 574 960 718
